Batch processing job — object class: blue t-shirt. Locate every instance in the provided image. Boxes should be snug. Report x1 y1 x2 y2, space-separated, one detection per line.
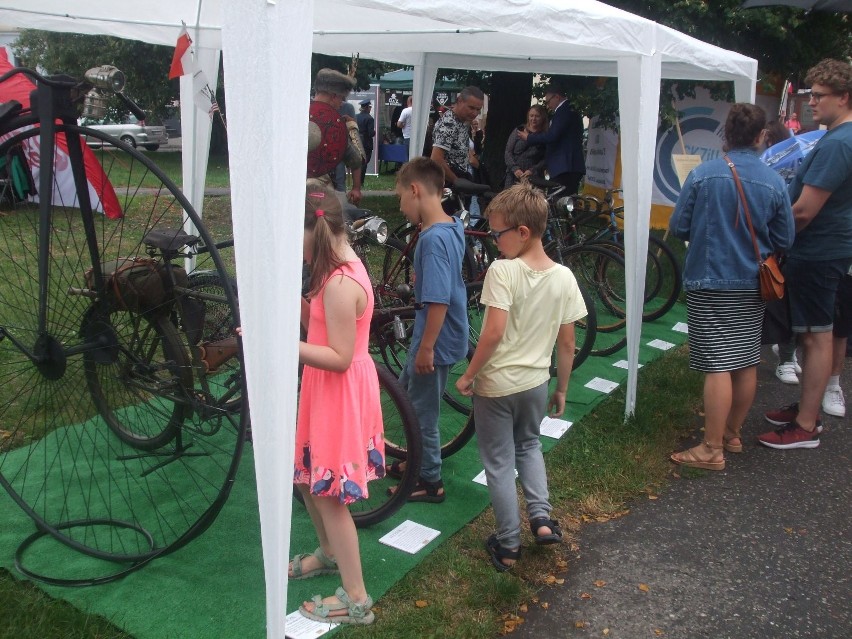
788 121 852 260
411 217 469 365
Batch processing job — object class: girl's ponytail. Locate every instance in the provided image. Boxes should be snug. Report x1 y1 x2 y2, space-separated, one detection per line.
305 180 346 297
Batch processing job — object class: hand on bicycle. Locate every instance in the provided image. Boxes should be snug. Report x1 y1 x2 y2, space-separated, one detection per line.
547 390 566 418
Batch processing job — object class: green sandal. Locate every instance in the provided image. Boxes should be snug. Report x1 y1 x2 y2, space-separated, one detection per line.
289 547 339 580
299 586 375 625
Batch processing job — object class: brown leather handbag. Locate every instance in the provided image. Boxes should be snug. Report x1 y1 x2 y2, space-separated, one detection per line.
724 155 785 301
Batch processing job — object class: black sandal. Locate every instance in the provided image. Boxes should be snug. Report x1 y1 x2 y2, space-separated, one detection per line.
406 477 445 503
529 517 563 545
485 534 520 572
385 460 405 480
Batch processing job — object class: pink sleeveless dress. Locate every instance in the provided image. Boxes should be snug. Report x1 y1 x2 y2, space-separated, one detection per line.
294 260 384 504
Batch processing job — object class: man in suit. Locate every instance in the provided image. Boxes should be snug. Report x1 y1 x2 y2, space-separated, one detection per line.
519 83 585 194
356 99 375 184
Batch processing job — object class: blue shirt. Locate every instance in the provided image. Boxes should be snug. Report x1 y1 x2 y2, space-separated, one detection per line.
788 121 852 261
411 217 469 365
670 148 794 291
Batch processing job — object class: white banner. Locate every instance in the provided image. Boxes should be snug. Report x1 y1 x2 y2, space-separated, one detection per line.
584 119 619 190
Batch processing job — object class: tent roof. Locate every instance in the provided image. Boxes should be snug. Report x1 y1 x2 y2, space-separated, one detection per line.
0 0 756 82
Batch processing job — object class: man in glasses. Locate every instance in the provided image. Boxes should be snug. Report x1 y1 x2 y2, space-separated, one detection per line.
518 83 585 195
759 58 852 450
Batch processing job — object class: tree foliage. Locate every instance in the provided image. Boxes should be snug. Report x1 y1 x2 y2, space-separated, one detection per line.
13 30 175 121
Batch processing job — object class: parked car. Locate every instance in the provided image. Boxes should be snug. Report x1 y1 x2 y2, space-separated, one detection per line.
80 115 169 151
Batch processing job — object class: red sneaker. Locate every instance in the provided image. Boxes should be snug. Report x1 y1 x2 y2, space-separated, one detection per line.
757 421 820 450
764 402 824 432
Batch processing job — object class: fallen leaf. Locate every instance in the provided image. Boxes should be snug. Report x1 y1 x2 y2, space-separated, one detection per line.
638 583 650 593
541 602 549 610
503 619 518 633
415 600 428 608
556 559 569 570
575 621 586 628
648 495 659 500
581 592 592 599
594 579 607 588
555 578 565 585
798 529 808 536
519 603 528 613
532 597 540 604
672 471 681 479
784 527 794 534
545 574 557 584
654 629 664 636
603 629 610 636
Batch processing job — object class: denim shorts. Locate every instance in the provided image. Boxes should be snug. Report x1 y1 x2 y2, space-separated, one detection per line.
785 257 852 334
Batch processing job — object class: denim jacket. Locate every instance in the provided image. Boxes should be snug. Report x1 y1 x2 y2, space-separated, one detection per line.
669 148 794 291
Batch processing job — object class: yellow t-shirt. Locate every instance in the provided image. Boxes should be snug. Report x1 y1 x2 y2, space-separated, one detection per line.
474 258 587 398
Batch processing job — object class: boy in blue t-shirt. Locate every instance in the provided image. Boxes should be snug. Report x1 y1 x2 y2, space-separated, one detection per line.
388 157 469 502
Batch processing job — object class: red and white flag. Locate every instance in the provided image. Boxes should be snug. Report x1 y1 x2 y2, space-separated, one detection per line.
169 27 196 79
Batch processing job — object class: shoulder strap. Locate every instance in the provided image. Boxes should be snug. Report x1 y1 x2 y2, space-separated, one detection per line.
723 154 762 267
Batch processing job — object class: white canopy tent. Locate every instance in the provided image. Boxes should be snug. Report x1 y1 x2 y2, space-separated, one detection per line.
0 1 757 635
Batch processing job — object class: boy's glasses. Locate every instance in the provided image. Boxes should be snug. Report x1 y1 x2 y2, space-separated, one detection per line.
489 225 518 241
810 91 837 103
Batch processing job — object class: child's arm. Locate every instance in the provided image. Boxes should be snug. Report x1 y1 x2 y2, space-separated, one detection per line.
548 322 576 417
414 302 448 374
299 275 360 373
455 307 508 396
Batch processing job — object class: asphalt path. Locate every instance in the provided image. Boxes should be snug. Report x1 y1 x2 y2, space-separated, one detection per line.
514 344 851 639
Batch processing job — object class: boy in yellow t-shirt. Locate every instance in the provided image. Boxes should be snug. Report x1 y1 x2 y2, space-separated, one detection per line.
456 183 587 572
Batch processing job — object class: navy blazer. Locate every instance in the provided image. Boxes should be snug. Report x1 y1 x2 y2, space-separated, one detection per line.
526 100 585 178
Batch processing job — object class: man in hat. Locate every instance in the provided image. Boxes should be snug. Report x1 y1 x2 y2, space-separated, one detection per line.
308 68 364 205
356 99 375 184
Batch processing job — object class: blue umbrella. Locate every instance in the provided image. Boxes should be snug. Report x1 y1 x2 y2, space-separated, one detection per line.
760 129 826 182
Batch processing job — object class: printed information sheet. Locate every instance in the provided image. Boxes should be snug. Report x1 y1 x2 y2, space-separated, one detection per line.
378 520 440 554
585 377 620 394
285 610 337 638
540 416 572 439
647 339 675 350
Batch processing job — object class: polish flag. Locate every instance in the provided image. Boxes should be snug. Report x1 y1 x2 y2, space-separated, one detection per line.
169 27 196 79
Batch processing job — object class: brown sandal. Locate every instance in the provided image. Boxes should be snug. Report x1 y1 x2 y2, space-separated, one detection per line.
723 429 743 454
670 441 725 471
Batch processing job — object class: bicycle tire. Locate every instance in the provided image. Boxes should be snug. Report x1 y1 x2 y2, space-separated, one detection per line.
559 244 627 357
293 364 421 528
377 237 415 307
0 123 246 566
372 309 476 458
84 309 189 451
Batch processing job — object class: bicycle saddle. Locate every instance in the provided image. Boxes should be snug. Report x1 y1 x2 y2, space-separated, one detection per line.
143 228 200 252
451 177 491 196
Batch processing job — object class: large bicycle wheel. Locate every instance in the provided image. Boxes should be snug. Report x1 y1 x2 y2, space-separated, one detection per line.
0 124 246 573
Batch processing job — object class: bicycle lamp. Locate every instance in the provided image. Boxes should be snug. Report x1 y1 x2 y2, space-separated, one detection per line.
84 65 126 93
363 217 388 244
557 196 575 214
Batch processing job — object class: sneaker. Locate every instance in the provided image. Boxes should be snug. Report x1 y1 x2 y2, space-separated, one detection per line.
757 421 820 449
822 386 846 418
764 402 824 432
791 351 802 375
774 361 799 384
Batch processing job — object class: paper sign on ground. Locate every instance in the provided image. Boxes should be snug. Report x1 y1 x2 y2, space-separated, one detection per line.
672 322 688 333
285 610 337 638
540 416 572 439
585 377 620 394
647 339 675 350
613 360 643 370
378 520 440 554
473 468 517 486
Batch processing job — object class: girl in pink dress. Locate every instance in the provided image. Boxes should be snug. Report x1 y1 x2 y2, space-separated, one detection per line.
291 181 383 625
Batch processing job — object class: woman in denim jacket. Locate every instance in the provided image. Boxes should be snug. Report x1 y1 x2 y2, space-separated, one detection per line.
669 103 795 471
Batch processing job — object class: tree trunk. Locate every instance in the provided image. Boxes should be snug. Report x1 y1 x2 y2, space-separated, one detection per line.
481 72 534 192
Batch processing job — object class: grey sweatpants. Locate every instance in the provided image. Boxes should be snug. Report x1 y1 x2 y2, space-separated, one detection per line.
473 382 552 549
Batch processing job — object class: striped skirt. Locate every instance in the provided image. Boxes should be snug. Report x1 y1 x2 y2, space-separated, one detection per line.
686 289 765 372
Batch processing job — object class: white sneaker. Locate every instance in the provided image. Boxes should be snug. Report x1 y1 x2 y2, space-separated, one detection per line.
791 351 802 375
822 385 846 418
775 361 799 384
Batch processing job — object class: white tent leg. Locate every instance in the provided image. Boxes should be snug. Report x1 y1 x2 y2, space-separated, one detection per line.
411 56 437 158
617 52 662 417
222 2 314 637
